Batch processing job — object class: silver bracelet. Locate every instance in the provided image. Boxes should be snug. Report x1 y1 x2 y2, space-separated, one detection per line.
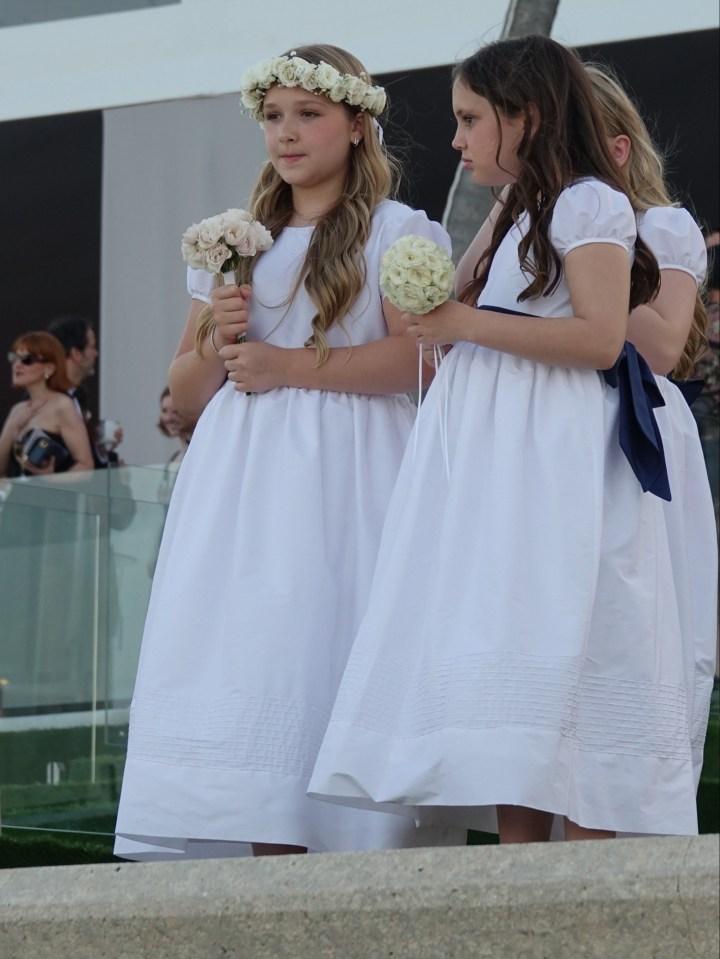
209 324 221 356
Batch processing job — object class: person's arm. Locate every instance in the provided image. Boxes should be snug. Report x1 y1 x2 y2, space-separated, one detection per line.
626 269 698 375
56 397 94 472
167 291 245 420
454 193 506 296
0 406 21 476
629 207 707 374
404 242 630 370
221 298 429 395
0 400 57 476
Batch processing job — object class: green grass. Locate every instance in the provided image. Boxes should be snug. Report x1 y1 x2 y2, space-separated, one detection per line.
0 831 119 868
697 694 719 834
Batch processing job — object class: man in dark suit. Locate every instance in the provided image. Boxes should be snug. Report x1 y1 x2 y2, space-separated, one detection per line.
45 314 123 466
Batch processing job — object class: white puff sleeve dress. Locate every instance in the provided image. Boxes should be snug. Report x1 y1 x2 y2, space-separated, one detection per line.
114 200 460 858
309 180 700 838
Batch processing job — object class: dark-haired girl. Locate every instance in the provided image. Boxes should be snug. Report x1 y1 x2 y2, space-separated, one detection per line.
310 35 698 843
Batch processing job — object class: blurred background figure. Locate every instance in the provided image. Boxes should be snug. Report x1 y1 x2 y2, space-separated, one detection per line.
0 331 94 477
693 230 719 526
157 385 192 469
46 314 124 466
149 387 194 575
156 386 193 510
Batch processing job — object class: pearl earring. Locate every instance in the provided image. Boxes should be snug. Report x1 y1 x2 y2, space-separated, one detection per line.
352 137 360 146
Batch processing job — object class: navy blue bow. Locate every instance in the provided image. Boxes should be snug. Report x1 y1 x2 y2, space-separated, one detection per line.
477 305 671 501
667 376 705 407
601 342 670 501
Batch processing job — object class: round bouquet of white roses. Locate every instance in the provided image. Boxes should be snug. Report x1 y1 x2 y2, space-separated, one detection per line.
379 235 455 314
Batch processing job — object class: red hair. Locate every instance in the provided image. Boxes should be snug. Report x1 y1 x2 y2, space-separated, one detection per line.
12 331 74 393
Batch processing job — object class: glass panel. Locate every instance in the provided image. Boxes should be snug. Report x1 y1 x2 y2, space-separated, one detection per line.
0 466 174 854
0 465 717 861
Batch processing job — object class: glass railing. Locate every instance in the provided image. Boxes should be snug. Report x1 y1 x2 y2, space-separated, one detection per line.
0 464 176 863
0 465 718 866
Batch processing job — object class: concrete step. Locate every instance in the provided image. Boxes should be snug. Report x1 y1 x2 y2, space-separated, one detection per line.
0 834 717 958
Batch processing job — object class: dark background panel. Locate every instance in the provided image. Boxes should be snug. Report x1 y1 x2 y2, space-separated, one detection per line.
0 111 102 422
379 29 719 232
579 29 719 231
378 63 457 223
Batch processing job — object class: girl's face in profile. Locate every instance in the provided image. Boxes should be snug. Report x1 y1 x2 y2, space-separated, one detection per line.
451 80 525 186
262 84 363 194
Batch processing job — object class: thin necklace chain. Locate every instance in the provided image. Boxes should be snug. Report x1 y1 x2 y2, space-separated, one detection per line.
292 207 330 222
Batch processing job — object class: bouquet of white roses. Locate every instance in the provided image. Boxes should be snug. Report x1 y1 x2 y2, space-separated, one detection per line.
379 235 455 314
181 208 273 278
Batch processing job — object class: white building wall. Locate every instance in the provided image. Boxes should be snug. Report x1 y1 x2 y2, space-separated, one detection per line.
100 95 266 464
0 0 717 122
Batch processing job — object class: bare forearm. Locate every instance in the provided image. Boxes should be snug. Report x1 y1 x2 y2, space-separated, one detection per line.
430 300 625 369
0 432 12 476
281 334 429 395
625 271 698 375
626 305 685 375
168 336 228 420
412 245 631 370
169 296 231 419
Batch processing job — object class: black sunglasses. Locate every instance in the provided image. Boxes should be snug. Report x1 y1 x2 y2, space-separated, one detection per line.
8 351 43 366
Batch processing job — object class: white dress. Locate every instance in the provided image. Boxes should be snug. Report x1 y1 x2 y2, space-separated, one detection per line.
309 180 701 837
638 206 716 788
114 200 457 859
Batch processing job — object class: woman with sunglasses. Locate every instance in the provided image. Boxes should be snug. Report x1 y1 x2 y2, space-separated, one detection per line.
0 332 94 477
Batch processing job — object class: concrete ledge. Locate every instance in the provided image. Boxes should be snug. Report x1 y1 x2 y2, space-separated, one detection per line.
1 835 718 958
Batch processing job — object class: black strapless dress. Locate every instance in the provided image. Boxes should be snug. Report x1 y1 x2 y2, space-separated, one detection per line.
10 429 73 477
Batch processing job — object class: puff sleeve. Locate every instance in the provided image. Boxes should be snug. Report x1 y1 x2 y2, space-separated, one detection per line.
377 205 452 258
637 206 707 285
186 266 213 304
549 179 636 259
370 202 452 308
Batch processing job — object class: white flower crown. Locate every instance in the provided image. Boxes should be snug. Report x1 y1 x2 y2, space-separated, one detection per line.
240 53 387 122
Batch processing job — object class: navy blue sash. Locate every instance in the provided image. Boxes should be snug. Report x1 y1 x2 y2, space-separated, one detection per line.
477 305 671 501
667 376 705 408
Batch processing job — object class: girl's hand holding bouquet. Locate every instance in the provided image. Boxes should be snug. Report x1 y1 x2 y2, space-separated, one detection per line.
379 235 455 366
181 208 273 349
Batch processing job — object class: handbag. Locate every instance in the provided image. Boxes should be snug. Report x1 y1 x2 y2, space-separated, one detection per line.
21 428 72 470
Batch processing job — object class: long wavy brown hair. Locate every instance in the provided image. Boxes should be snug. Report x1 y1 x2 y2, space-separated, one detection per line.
12 331 74 393
587 64 708 379
196 44 401 364
455 35 660 314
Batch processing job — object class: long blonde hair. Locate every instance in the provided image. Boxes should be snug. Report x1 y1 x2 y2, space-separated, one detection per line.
196 44 401 364
587 64 708 379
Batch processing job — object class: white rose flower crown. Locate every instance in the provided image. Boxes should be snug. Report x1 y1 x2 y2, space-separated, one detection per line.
239 53 387 122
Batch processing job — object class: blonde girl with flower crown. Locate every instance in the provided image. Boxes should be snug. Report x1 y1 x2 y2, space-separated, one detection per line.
309 35 701 843
114 44 455 859
587 64 717 794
